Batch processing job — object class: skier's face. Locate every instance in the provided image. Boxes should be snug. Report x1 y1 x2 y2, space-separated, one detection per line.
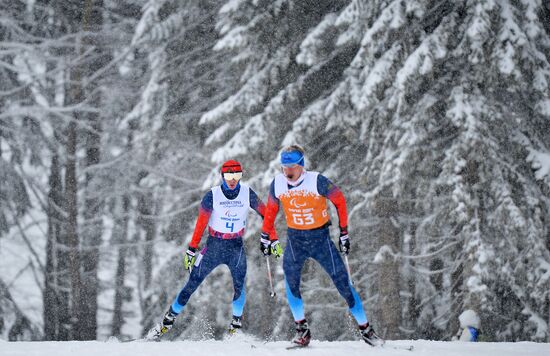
223 172 242 189
282 164 304 182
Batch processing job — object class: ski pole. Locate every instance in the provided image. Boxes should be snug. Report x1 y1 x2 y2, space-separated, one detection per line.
344 254 354 285
265 256 276 298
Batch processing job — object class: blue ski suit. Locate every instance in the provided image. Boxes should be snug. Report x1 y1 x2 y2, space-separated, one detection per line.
262 172 368 325
170 182 269 318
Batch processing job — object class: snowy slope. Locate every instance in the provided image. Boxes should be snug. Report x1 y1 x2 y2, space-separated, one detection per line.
1 339 549 356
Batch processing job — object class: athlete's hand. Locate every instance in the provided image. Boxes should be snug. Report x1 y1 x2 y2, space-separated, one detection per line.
338 227 350 255
260 233 272 256
184 246 197 270
260 233 283 258
270 240 283 258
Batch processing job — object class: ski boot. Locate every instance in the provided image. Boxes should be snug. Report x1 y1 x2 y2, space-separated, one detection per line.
228 315 242 335
146 308 177 341
290 319 311 347
359 323 384 346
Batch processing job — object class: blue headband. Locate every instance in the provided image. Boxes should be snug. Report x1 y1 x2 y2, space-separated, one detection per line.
280 150 304 167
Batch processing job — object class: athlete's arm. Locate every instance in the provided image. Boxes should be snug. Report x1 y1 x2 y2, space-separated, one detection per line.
189 191 213 249
249 188 267 217
251 187 278 240
318 174 348 229
261 181 280 241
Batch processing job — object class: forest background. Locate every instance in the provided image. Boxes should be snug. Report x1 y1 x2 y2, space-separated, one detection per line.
1 0 550 343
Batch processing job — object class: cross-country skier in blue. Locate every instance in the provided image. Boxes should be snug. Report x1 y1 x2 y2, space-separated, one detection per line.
259 145 383 347
147 160 275 340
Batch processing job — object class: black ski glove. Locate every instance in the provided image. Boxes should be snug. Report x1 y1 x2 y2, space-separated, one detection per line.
338 227 350 255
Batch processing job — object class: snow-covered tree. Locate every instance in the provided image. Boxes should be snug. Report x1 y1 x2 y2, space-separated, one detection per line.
203 0 550 341
1 0 549 343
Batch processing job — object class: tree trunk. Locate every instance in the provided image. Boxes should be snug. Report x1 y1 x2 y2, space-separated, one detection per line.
135 176 155 321
111 129 135 337
139 190 156 291
80 25 105 337
65 117 82 340
65 0 105 340
450 257 463 337
43 154 69 340
373 188 401 339
406 223 420 338
457 159 483 333
111 194 131 336
80 113 102 340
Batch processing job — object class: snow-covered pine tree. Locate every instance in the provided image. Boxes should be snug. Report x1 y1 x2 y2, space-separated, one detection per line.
201 0 368 340
0 0 74 340
2 0 238 341
125 0 245 340
0 0 186 340
2 0 548 342
203 0 550 341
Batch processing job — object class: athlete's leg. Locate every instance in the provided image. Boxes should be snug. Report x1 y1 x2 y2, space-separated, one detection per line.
171 238 222 314
312 234 368 325
227 241 247 317
283 236 309 321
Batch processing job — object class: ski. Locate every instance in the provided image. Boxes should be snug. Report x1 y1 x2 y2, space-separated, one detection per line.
108 337 146 343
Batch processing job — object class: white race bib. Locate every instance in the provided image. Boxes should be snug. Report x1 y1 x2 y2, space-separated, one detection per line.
208 184 250 233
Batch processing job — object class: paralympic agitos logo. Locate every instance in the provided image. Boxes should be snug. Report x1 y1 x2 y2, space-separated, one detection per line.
290 198 306 208
225 210 238 217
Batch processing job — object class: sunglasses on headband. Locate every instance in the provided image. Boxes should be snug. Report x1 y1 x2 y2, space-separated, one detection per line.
223 172 243 181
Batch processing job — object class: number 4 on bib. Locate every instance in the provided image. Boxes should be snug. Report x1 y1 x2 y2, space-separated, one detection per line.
226 222 235 232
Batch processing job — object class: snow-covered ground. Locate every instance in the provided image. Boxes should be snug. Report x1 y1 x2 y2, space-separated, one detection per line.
1 338 549 356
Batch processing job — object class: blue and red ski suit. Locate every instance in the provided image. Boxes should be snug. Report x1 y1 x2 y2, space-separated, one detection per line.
170 181 272 318
261 171 368 326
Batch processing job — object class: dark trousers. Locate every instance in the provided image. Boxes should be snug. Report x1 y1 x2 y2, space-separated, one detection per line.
171 236 247 317
283 226 367 325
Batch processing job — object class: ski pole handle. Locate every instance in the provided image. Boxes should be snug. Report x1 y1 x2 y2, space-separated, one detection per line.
265 256 276 298
344 254 354 285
